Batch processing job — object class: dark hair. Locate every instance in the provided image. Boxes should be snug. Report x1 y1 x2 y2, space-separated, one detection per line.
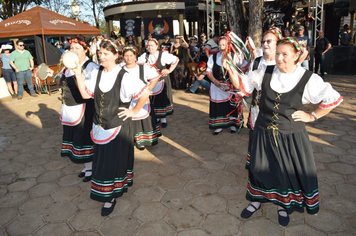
122 46 138 57
16 40 24 45
99 40 121 64
69 36 90 50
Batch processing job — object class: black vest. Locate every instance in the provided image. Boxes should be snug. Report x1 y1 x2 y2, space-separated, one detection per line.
93 67 130 129
61 60 92 106
212 52 234 82
250 56 262 106
146 51 164 70
138 64 146 84
256 66 313 133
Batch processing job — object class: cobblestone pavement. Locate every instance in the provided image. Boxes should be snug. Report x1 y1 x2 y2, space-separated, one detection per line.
0 75 355 236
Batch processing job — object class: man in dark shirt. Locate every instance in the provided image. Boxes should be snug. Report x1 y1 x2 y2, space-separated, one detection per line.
339 24 351 46
314 31 331 77
296 25 310 70
161 35 172 52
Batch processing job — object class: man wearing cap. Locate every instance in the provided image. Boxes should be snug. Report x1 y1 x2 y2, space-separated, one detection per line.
296 25 310 70
10 40 37 99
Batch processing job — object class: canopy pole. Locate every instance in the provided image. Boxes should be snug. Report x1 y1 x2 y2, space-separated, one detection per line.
41 31 47 64
41 30 51 95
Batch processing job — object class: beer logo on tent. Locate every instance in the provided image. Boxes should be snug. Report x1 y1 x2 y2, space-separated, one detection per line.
5 20 31 27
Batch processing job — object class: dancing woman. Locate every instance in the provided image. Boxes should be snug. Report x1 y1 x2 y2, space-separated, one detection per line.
121 46 161 149
245 27 282 168
60 37 98 182
227 38 343 226
138 38 179 128
74 40 152 216
206 36 244 135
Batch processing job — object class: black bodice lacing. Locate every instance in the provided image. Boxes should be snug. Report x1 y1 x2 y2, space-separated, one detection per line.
267 92 282 147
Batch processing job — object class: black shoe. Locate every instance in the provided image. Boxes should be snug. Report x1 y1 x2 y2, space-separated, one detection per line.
213 128 223 135
78 171 85 178
83 175 92 182
161 122 167 128
241 203 261 219
101 199 116 216
277 209 290 226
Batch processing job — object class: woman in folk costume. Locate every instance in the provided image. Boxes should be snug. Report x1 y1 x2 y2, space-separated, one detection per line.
74 40 153 216
137 38 179 128
206 36 244 135
227 38 343 226
245 27 282 168
60 37 99 182
122 46 161 150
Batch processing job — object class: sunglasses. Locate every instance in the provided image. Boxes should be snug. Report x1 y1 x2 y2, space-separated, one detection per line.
261 39 275 44
18 44 24 46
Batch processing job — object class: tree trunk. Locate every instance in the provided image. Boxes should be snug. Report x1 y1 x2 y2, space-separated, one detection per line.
224 0 247 39
248 0 264 48
91 0 99 28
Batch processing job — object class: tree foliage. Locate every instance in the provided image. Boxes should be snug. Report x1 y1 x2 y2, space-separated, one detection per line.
0 0 43 20
41 0 71 17
78 0 113 28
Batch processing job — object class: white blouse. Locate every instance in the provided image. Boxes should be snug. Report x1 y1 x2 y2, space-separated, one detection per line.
137 51 178 66
60 59 99 126
85 64 147 103
241 65 343 109
123 64 160 84
84 64 149 144
206 51 242 73
249 56 276 72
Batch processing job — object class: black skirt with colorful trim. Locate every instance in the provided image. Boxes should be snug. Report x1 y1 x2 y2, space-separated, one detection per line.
90 121 134 203
209 100 243 129
246 126 319 214
61 101 94 163
132 115 161 149
152 76 174 118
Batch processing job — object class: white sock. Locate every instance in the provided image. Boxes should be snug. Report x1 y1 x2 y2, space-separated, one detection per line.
161 118 167 123
84 162 92 170
277 206 288 217
246 202 261 212
103 198 115 208
214 128 223 133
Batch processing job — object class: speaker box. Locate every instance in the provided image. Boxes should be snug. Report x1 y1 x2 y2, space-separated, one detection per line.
185 7 199 22
334 0 350 16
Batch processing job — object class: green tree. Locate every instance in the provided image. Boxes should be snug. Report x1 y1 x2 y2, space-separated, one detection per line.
41 0 70 17
79 0 111 28
0 0 43 20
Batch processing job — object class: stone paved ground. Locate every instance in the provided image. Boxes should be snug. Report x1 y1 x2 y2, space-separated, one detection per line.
0 75 355 236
